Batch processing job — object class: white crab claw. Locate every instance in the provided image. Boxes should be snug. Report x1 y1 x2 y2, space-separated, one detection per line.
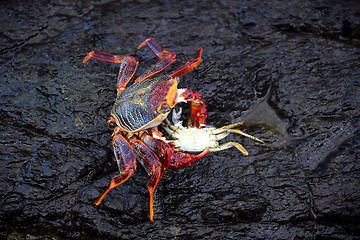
172 108 182 124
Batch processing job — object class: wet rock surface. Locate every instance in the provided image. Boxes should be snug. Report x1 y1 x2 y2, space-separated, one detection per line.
1 0 359 239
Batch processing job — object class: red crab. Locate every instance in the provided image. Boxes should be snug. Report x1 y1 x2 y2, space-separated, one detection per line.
83 39 209 223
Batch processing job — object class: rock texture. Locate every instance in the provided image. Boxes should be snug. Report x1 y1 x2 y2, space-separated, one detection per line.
1 0 359 239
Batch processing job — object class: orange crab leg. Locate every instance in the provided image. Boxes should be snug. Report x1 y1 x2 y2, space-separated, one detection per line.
95 168 136 205
83 51 133 65
83 51 138 95
135 38 176 82
169 48 203 78
130 139 163 224
95 133 137 205
137 38 169 58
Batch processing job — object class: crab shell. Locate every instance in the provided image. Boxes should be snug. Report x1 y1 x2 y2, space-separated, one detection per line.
111 75 179 132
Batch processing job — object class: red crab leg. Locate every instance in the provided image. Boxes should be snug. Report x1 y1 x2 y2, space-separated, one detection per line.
168 147 209 169
135 38 176 82
83 51 138 95
140 134 171 170
130 139 163 224
141 134 209 169
169 47 203 78
95 133 137 205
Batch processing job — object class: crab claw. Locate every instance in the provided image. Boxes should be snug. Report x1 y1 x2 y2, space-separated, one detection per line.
172 107 182 124
175 89 207 128
168 147 209 169
141 134 210 170
187 91 207 128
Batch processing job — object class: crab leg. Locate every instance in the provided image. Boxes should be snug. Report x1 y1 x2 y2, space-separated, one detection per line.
212 122 265 144
135 38 176 82
168 148 209 169
136 39 205 127
211 142 249 156
227 129 265 143
169 48 203 78
163 119 178 134
116 58 138 94
83 51 138 95
171 107 182 124
130 139 163 224
95 168 136 205
209 131 229 141
95 133 136 205
211 122 244 133
140 134 171 170
141 133 209 169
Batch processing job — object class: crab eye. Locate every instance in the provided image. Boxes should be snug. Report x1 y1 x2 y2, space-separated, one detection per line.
108 120 117 129
159 103 171 113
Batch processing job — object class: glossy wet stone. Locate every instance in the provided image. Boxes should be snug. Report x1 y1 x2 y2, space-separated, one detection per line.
1 0 359 239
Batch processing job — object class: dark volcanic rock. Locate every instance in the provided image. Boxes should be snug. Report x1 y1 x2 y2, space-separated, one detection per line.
1 0 359 239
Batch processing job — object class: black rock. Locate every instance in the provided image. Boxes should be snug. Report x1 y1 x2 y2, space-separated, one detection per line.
1 0 359 239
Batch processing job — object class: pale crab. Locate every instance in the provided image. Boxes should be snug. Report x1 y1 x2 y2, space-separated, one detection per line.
162 108 264 155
